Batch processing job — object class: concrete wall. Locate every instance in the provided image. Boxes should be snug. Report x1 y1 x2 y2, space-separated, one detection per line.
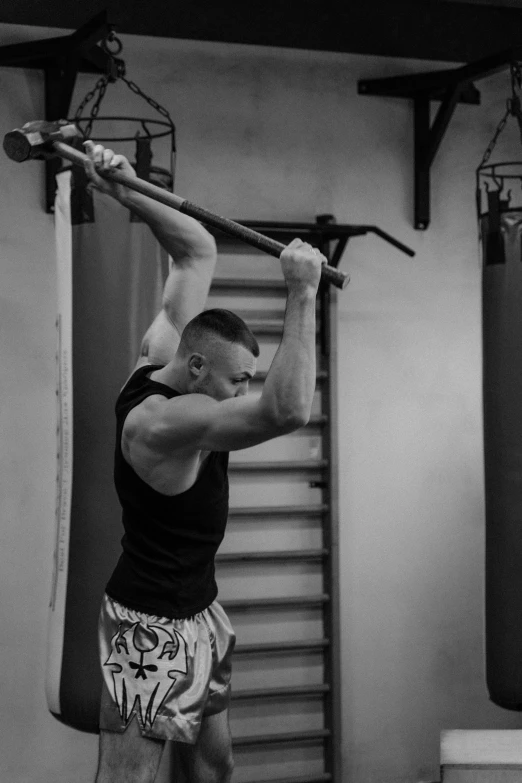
1 22 522 783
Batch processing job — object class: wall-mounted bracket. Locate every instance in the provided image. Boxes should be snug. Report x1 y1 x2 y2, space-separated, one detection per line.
358 46 522 230
0 10 121 212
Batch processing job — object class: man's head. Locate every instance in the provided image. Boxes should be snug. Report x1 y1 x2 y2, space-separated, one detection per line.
177 309 259 401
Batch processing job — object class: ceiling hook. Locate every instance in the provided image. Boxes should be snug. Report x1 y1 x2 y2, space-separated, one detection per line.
102 31 123 57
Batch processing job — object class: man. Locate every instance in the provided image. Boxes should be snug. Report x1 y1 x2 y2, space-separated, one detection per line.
83 141 325 783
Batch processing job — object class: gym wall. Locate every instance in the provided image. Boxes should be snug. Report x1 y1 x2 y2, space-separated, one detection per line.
2 21 522 783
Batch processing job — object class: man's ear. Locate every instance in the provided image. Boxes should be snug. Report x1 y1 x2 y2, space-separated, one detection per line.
188 353 205 377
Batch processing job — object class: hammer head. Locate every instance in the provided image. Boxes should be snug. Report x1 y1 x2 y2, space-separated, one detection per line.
3 120 82 162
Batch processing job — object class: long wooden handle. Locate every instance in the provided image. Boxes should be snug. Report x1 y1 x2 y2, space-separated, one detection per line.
52 141 349 290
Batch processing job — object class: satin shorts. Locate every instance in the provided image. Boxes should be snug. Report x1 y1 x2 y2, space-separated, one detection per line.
98 594 235 743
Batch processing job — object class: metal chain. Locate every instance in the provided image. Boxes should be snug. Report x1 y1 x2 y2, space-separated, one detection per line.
72 33 175 145
478 61 522 169
119 74 175 130
74 75 110 139
509 61 522 146
478 107 511 168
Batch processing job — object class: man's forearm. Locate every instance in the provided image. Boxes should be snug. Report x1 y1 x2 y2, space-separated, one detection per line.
260 289 317 427
119 189 216 264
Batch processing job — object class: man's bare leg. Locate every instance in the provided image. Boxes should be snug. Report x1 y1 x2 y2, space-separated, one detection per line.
175 709 234 783
95 684 165 783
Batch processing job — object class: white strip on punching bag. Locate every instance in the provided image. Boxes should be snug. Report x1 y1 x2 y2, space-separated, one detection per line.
44 166 170 732
46 170 74 716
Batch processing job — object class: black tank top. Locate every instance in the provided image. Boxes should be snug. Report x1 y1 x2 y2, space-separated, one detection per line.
106 364 229 619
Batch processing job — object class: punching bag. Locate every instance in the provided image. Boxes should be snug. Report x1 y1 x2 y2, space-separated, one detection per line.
47 167 168 732
482 194 522 709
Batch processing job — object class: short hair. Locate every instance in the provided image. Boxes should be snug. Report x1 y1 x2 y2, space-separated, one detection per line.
179 308 260 358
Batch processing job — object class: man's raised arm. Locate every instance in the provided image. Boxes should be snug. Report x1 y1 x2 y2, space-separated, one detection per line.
138 238 325 452
83 141 216 340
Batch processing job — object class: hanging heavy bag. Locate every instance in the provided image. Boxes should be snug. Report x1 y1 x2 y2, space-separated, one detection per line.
480 68 522 708
48 166 168 732
482 198 522 710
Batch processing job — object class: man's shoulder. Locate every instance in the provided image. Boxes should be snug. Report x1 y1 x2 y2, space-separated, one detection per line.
137 390 215 419
121 392 215 486
123 390 212 430
119 360 163 397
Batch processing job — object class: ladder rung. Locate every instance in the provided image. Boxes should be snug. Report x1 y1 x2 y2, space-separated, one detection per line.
241 775 331 783
232 309 320 324
233 309 288 322
221 594 329 610
252 370 327 382
232 684 330 700
233 729 330 747
247 327 322 339
246 321 285 335
224 414 327 427
229 415 327 428
228 460 328 472
211 278 286 292
234 638 329 655
307 415 327 426
216 549 327 564
241 319 320 337
228 504 328 518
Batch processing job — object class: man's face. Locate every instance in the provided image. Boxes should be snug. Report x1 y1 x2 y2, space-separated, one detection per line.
191 340 257 401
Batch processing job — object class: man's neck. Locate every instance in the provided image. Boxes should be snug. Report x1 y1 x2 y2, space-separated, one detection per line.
150 362 187 394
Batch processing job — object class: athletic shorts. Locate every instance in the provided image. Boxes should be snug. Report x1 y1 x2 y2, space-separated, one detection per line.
98 593 235 743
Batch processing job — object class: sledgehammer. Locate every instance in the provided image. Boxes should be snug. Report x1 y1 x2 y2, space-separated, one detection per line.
3 120 349 290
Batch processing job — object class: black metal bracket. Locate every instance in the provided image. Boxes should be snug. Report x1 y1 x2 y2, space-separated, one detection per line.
358 46 522 230
237 217 415 264
0 11 121 212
